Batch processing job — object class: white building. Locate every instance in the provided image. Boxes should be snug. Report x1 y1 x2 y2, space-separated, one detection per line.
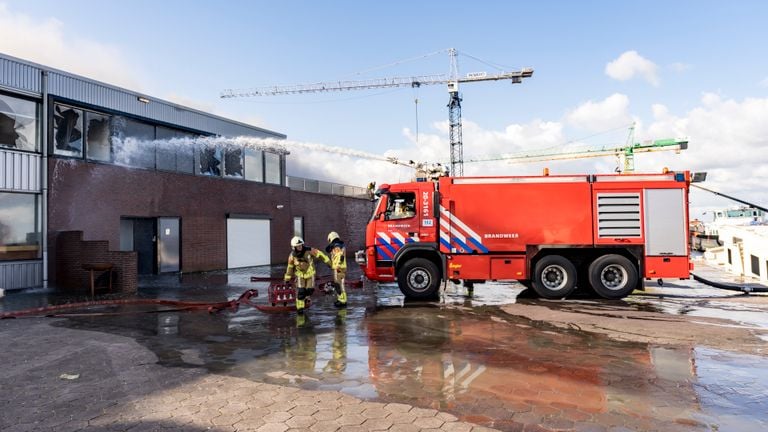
705 225 768 283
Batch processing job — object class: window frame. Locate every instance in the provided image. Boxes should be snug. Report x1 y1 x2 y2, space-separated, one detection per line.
0 91 40 153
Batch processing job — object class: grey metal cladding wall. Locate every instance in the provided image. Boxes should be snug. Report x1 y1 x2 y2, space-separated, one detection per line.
0 261 43 290
0 149 41 192
47 71 285 139
0 56 42 95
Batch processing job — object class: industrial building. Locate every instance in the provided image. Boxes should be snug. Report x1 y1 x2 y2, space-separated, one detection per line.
0 52 370 292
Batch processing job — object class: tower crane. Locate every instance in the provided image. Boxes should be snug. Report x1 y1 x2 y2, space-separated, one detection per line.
221 48 533 177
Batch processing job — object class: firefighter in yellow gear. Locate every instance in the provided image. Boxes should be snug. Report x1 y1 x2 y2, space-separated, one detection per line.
325 231 348 308
284 236 330 314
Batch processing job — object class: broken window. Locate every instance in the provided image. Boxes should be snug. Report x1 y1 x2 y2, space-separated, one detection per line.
224 145 244 177
244 148 263 182
264 151 281 185
53 104 83 157
0 192 40 261
85 112 111 162
0 94 38 152
199 144 222 176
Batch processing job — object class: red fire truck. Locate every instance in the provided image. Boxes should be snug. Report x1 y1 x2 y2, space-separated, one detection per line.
355 170 693 299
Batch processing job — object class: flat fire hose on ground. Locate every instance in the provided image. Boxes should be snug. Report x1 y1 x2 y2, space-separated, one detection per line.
1 276 364 319
690 272 768 293
0 289 260 319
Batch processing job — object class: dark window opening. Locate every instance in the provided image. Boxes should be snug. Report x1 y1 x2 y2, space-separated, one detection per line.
199 144 222 176
53 104 83 157
751 255 760 277
224 145 244 177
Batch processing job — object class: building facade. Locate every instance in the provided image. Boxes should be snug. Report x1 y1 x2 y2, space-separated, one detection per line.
0 53 371 291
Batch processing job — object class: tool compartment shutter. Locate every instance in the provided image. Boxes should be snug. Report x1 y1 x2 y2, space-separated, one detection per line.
644 188 686 256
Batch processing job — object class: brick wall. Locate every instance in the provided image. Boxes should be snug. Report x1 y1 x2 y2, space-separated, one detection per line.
48 159 374 280
55 230 137 293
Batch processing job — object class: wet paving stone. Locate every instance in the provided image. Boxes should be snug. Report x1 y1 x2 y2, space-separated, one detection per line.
2 266 768 431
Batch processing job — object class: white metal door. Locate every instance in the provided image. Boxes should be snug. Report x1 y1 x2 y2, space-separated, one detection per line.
227 218 271 268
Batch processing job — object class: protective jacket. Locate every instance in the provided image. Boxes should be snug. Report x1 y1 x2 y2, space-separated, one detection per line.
325 239 347 272
284 245 329 280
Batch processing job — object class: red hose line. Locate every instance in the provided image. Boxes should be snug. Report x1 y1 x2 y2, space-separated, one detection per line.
1 289 259 319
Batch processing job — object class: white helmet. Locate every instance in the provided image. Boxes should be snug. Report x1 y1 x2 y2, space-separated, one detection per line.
290 236 304 248
327 231 340 243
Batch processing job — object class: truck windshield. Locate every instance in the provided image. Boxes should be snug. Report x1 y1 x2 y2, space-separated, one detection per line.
385 192 416 220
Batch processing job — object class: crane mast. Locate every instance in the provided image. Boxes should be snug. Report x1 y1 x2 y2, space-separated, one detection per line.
221 49 533 177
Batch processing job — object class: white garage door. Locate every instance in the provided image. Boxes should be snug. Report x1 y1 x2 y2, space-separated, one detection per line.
227 218 271 268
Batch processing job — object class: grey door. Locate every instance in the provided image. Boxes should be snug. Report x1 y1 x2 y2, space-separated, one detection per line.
158 217 180 273
133 218 157 275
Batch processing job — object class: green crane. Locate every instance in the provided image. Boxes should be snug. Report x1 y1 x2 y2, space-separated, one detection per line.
465 124 688 173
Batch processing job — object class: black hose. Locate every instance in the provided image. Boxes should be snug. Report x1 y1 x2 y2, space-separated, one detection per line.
690 272 768 293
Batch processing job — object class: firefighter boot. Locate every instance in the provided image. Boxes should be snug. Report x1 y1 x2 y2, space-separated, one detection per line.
334 283 347 308
296 288 307 314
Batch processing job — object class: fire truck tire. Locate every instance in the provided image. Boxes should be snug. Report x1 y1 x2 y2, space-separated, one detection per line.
398 258 440 299
588 254 638 299
532 255 577 299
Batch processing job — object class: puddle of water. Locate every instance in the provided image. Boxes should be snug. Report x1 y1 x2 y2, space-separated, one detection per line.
692 347 768 431
8 264 768 431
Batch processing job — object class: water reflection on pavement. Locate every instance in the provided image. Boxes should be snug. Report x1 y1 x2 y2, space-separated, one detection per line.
3 266 768 431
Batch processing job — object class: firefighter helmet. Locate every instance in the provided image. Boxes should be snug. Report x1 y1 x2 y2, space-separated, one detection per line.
327 231 340 243
290 236 304 248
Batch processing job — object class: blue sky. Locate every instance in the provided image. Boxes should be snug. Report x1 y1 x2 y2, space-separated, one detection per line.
2 1 768 219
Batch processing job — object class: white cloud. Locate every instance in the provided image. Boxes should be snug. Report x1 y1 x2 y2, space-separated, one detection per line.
566 93 633 131
639 94 768 218
0 3 142 90
605 51 660 86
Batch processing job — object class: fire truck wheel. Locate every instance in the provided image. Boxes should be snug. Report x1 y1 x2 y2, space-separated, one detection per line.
532 255 577 299
398 258 440 299
588 254 638 299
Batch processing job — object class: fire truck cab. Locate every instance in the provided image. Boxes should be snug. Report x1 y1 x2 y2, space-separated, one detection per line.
356 171 692 300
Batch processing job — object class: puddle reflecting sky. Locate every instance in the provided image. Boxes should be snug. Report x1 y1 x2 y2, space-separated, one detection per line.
4 266 768 431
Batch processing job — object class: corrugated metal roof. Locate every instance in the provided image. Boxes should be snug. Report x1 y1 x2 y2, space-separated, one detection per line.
0 53 285 139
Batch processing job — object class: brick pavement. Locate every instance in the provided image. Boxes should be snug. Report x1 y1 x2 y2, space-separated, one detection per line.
0 319 499 432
